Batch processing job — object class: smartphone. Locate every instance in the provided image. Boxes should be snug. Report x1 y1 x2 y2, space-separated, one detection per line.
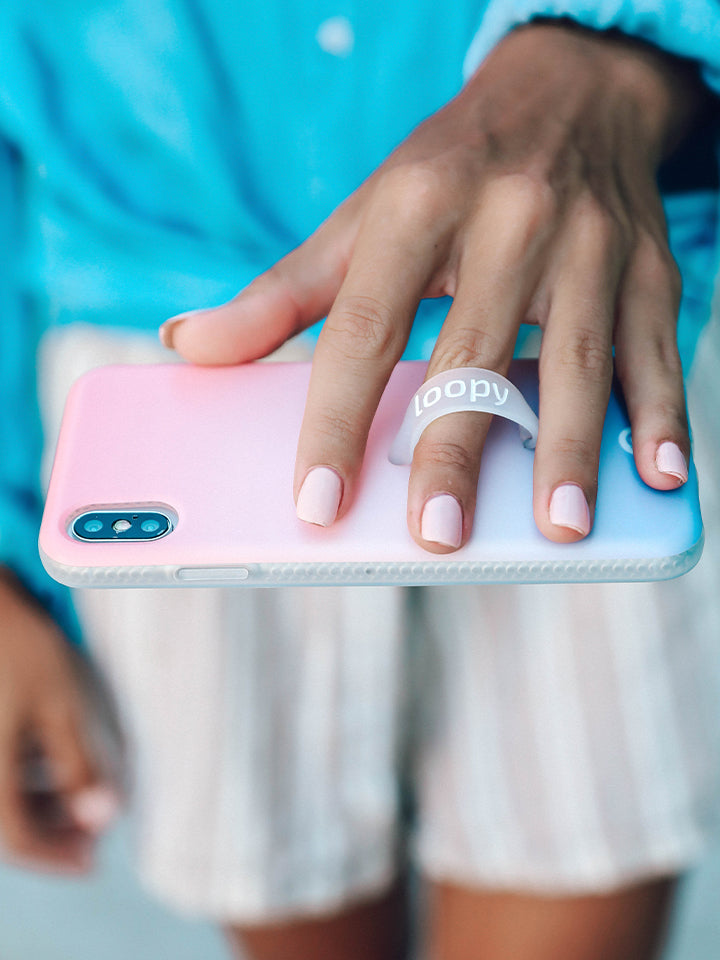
38 360 703 587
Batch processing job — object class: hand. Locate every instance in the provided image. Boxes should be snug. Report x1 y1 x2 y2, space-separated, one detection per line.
0 572 122 873
162 22 704 551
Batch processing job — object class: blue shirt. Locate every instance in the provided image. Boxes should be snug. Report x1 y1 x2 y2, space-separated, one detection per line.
1 0 719 637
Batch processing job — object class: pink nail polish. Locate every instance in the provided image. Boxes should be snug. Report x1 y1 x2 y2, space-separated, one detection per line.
296 467 342 526
421 494 463 548
69 786 120 833
656 441 688 482
549 484 591 536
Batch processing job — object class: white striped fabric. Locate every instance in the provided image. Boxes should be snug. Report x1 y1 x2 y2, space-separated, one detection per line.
40 322 720 919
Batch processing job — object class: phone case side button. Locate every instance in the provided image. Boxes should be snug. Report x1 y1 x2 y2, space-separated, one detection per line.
176 567 250 582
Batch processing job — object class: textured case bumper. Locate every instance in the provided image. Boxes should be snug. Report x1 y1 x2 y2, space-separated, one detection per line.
40 531 704 589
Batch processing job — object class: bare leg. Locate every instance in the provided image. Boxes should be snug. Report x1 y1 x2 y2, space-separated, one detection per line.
425 876 676 960
225 878 409 960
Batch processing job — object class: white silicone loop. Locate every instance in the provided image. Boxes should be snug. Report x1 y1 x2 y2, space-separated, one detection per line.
389 367 539 465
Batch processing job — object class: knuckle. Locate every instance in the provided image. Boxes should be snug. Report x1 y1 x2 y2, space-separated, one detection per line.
486 172 558 228
480 174 558 258
572 195 629 254
555 329 612 383
420 439 478 476
326 295 402 361
376 161 451 223
311 409 360 450
434 326 508 371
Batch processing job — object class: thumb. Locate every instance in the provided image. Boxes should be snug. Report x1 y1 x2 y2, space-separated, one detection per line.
160 215 357 365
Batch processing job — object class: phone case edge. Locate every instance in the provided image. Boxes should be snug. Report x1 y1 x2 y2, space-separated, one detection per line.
39 528 704 589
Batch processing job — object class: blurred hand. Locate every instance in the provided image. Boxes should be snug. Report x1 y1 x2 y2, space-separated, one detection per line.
162 22 704 551
0 572 121 874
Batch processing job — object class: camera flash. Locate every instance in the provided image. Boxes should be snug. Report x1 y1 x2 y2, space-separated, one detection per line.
112 519 132 534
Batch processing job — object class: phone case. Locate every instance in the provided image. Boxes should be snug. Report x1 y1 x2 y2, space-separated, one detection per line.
39 360 703 587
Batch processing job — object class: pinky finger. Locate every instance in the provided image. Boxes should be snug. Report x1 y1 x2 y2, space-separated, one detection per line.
614 244 690 490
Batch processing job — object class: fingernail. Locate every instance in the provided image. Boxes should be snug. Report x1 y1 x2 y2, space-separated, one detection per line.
656 441 688 483
69 785 120 833
158 316 185 349
296 467 342 526
421 494 463 548
549 483 591 536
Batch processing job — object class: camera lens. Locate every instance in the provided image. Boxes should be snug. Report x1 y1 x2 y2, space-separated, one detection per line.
72 508 172 542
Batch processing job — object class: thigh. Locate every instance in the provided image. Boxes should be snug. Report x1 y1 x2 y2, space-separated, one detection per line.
226 878 409 960
426 876 675 960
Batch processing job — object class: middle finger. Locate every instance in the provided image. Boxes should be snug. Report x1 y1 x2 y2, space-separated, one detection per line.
407 181 554 550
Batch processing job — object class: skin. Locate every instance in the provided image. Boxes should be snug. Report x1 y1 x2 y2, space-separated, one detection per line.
0 17 704 960
226 877 675 960
226 879 410 960
162 20 706 960
425 878 676 960
164 22 705 554
0 571 120 873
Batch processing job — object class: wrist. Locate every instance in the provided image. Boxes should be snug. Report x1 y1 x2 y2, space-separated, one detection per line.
467 19 706 168
524 21 705 160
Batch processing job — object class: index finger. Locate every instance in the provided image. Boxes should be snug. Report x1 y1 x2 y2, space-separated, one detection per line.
294 173 448 524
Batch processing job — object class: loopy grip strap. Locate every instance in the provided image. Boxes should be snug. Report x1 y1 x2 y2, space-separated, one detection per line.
389 367 539 465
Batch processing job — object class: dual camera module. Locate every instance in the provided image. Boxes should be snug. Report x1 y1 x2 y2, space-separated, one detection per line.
71 510 172 542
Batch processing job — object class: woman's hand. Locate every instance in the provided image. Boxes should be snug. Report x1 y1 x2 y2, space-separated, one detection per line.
0 572 121 873
162 22 704 551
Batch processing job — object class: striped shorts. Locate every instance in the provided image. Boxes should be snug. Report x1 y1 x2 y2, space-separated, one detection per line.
40 322 720 922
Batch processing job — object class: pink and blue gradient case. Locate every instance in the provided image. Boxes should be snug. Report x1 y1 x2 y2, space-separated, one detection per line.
38 361 703 587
